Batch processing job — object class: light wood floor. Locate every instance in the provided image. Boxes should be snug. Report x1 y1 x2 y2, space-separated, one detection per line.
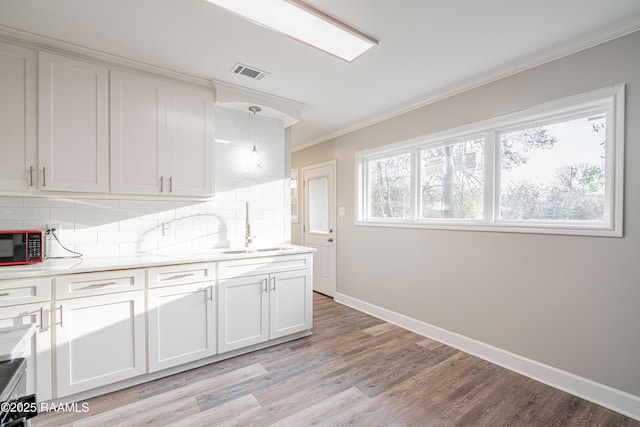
33 293 639 426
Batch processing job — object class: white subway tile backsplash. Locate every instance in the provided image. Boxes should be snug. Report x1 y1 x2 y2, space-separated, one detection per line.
50 207 98 221
139 209 176 221
74 221 119 232
76 242 120 257
0 197 24 207
119 199 159 210
1 207 49 221
0 220 23 230
23 197 74 208
61 230 98 245
97 208 138 221
0 106 288 257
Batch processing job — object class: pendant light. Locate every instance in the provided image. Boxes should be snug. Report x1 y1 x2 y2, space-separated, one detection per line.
249 105 261 168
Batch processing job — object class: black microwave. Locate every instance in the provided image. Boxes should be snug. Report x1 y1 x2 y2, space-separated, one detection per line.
0 230 45 267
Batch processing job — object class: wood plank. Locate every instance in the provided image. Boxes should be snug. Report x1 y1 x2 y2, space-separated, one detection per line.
32 293 640 427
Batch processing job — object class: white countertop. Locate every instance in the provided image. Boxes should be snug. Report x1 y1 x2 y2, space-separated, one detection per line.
0 324 36 362
0 245 315 280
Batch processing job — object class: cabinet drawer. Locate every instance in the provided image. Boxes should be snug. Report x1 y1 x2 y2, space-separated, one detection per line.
55 269 144 299
147 262 215 288
218 253 312 279
0 277 51 307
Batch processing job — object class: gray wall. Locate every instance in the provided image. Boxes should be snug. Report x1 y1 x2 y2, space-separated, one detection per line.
292 30 640 398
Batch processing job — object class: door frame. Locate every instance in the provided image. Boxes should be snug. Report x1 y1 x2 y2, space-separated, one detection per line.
302 159 337 297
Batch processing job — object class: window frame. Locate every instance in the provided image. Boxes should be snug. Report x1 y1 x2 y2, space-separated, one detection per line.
355 84 625 237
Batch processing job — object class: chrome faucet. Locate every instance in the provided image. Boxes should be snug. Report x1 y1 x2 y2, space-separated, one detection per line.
245 201 255 247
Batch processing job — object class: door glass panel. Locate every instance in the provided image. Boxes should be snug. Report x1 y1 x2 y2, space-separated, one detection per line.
308 176 329 233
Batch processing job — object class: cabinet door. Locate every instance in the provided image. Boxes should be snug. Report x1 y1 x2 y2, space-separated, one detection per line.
0 42 37 191
269 270 313 339
0 303 52 401
218 275 268 353
55 291 146 397
110 70 166 195
38 52 108 192
147 282 216 372
166 86 214 197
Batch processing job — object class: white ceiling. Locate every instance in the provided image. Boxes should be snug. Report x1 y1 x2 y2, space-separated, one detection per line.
1 0 640 149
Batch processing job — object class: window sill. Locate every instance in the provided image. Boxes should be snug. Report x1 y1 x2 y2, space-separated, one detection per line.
355 219 621 237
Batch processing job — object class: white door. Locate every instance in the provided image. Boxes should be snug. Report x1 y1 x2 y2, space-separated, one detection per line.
0 42 37 191
167 85 214 197
217 275 269 353
147 282 216 372
303 161 337 297
110 70 165 195
55 291 146 397
269 269 313 339
38 52 109 192
0 303 52 401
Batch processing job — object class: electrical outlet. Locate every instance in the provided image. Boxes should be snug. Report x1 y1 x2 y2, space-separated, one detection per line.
46 223 61 234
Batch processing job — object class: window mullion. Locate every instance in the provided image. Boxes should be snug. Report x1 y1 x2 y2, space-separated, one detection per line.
485 131 497 224
412 148 419 221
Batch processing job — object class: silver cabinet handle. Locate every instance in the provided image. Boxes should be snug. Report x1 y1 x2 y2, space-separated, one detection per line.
166 273 194 281
160 176 164 192
271 276 276 291
262 278 268 293
169 176 173 193
29 166 34 187
58 305 63 327
39 307 48 332
208 284 214 301
86 281 117 289
42 167 46 187
0 293 9 297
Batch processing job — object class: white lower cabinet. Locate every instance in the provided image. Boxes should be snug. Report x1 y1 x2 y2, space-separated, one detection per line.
0 302 52 401
217 275 269 353
218 257 313 353
0 253 312 400
0 277 52 401
269 269 313 340
54 271 146 398
147 279 216 373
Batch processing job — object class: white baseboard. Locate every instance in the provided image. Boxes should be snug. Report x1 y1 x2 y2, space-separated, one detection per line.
335 292 640 422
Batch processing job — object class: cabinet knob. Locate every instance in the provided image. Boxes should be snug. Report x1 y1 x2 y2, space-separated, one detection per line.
328 238 333 242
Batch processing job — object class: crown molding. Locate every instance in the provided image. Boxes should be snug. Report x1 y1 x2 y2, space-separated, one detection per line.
293 19 640 151
0 24 214 90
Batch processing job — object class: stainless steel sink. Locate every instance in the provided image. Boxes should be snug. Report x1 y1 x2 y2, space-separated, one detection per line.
255 247 293 252
219 246 294 255
220 249 255 254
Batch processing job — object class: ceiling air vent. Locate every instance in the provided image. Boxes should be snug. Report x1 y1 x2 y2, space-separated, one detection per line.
230 63 269 80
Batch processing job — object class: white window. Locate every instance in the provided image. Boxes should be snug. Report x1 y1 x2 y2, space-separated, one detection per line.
356 85 624 236
365 151 412 219
420 136 485 220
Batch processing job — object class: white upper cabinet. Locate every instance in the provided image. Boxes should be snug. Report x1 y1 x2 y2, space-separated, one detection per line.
0 42 37 191
0 38 213 198
38 52 109 193
110 70 165 195
168 85 214 197
111 70 214 197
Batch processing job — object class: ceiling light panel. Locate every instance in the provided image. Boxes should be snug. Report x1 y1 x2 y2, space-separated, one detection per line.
207 0 377 62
